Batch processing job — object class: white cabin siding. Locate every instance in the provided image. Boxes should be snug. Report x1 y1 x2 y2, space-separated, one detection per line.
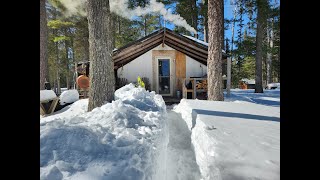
117 44 207 94
117 50 153 86
186 55 207 78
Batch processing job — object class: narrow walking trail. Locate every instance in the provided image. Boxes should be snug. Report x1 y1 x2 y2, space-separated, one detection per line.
165 110 201 180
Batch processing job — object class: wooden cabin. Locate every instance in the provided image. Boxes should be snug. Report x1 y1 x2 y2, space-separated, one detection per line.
76 28 228 99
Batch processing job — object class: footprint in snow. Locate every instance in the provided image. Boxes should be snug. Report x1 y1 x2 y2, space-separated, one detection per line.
205 125 216 130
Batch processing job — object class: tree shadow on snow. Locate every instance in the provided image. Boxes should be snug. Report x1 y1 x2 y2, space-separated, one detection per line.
191 109 280 129
249 98 280 106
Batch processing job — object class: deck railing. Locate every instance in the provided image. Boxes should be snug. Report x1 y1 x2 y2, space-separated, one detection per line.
182 78 208 99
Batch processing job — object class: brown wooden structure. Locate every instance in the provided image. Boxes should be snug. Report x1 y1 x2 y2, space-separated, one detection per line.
40 97 59 116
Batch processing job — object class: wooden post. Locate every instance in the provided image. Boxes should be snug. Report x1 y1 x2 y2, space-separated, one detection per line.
74 62 77 89
193 78 196 99
47 97 59 114
227 57 231 96
40 103 46 115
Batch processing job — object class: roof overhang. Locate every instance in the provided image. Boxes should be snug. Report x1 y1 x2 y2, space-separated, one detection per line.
112 28 228 70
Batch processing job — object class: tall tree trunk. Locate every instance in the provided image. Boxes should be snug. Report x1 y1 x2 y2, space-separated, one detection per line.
159 15 162 28
111 13 116 49
227 56 231 96
205 15 208 42
55 41 61 95
83 17 90 62
193 0 198 39
56 68 61 94
157 0 162 28
70 32 75 88
207 0 224 101
118 15 121 34
255 0 267 93
144 16 147 36
53 79 57 94
230 5 237 87
278 46 280 82
230 6 236 56
40 0 48 90
221 0 224 50
267 18 274 84
87 0 115 111
64 29 70 89
203 16 207 42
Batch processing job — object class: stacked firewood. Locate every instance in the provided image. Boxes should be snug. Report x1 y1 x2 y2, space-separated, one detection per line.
196 79 208 89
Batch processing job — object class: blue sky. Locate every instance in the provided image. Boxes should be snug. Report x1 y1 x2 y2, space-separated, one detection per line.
145 0 279 48
164 0 251 44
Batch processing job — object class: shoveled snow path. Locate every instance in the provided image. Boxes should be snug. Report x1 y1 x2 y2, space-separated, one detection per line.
165 110 201 180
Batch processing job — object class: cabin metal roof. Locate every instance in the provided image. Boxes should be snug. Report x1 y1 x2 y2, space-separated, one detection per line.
112 28 228 70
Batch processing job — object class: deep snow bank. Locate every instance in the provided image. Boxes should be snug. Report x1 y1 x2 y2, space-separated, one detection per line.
40 84 168 180
59 90 79 105
40 90 57 101
174 99 280 180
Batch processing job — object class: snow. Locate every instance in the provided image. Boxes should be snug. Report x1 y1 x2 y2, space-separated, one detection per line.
183 35 209 46
59 90 79 105
40 84 168 180
40 99 88 123
241 78 255 84
61 88 68 93
173 91 280 180
267 83 280 89
41 86 280 180
165 110 201 180
224 89 280 107
182 35 226 53
40 90 57 101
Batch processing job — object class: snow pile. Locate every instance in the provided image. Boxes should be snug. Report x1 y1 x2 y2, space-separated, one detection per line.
40 99 89 123
267 83 280 89
174 99 280 180
59 89 79 105
40 84 167 180
40 90 57 101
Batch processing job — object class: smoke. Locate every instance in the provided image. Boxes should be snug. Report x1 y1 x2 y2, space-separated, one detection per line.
58 0 197 34
59 0 87 17
110 0 197 34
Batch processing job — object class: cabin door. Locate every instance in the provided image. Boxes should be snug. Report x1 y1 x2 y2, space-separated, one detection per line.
157 58 173 96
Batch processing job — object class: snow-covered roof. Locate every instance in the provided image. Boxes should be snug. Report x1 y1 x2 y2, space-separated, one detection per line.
112 28 228 69
182 35 226 53
267 83 280 89
182 35 208 46
40 90 57 101
241 78 255 84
